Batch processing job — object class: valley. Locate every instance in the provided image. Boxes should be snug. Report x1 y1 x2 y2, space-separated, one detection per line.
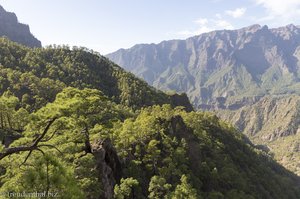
0 3 299 198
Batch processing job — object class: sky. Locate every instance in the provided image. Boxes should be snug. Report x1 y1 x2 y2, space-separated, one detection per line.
0 0 299 54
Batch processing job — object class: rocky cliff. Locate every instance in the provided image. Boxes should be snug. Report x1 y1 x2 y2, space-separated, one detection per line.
92 139 122 199
107 24 300 109
0 5 41 47
216 95 300 175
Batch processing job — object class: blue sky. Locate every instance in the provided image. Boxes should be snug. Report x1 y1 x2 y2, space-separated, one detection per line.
0 0 299 54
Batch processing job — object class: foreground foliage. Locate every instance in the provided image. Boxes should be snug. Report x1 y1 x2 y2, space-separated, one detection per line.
0 88 299 198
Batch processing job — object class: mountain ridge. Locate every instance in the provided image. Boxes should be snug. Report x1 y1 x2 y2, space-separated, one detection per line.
107 24 300 110
0 37 194 112
107 24 300 176
107 23 300 110
0 5 41 47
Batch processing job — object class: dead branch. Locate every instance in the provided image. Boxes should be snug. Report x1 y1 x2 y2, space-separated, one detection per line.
0 117 57 162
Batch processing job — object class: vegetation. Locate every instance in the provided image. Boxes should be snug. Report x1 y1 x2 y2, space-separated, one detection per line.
106 25 300 180
0 37 171 111
0 38 299 198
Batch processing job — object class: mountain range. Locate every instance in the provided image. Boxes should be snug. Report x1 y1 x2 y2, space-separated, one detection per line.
107 24 300 109
0 6 299 198
107 24 300 175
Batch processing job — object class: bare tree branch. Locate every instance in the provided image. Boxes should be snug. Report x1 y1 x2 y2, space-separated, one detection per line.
78 125 92 158
38 144 63 155
36 148 45 156
32 118 57 147
41 130 58 143
22 150 33 165
0 117 57 161
41 123 62 143
82 124 92 154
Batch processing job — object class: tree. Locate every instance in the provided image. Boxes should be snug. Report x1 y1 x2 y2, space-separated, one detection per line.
0 153 83 198
148 176 171 199
0 92 20 130
0 117 58 161
114 177 139 199
143 140 161 173
172 175 200 199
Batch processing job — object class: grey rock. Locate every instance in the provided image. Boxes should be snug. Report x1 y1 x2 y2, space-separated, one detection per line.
0 5 41 47
92 139 122 199
107 24 300 109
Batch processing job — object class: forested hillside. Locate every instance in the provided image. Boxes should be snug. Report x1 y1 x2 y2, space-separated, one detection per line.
0 37 192 111
0 38 299 198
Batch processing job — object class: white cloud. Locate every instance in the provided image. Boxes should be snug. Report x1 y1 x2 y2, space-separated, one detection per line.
177 17 234 37
194 18 209 26
254 0 300 23
255 0 300 15
215 13 222 19
214 19 234 29
225 8 246 18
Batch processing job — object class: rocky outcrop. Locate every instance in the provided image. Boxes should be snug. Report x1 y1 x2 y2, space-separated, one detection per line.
0 5 41 47
198 96 262 110
169 93 193 112
92 139 122 199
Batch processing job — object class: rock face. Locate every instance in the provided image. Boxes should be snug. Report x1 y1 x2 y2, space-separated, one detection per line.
169 93 193 112
216 95 300 175
92 139 122 199
217 95 300 140
107 24 300 109
0 5 41 47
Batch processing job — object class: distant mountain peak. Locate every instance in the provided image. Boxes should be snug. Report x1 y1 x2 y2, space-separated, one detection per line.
243 24 262 32
286 23 297 29
0 5 5 11
0 4 41 47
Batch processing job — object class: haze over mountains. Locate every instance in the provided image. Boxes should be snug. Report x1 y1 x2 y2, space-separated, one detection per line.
0 5 41 47
107 24 300 175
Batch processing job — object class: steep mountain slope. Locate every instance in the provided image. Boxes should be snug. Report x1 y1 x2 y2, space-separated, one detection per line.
0 5 41 47
0 38 192 111
107 24 300 176
107 24 300 109
217 95 300 175
0 38 299 198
